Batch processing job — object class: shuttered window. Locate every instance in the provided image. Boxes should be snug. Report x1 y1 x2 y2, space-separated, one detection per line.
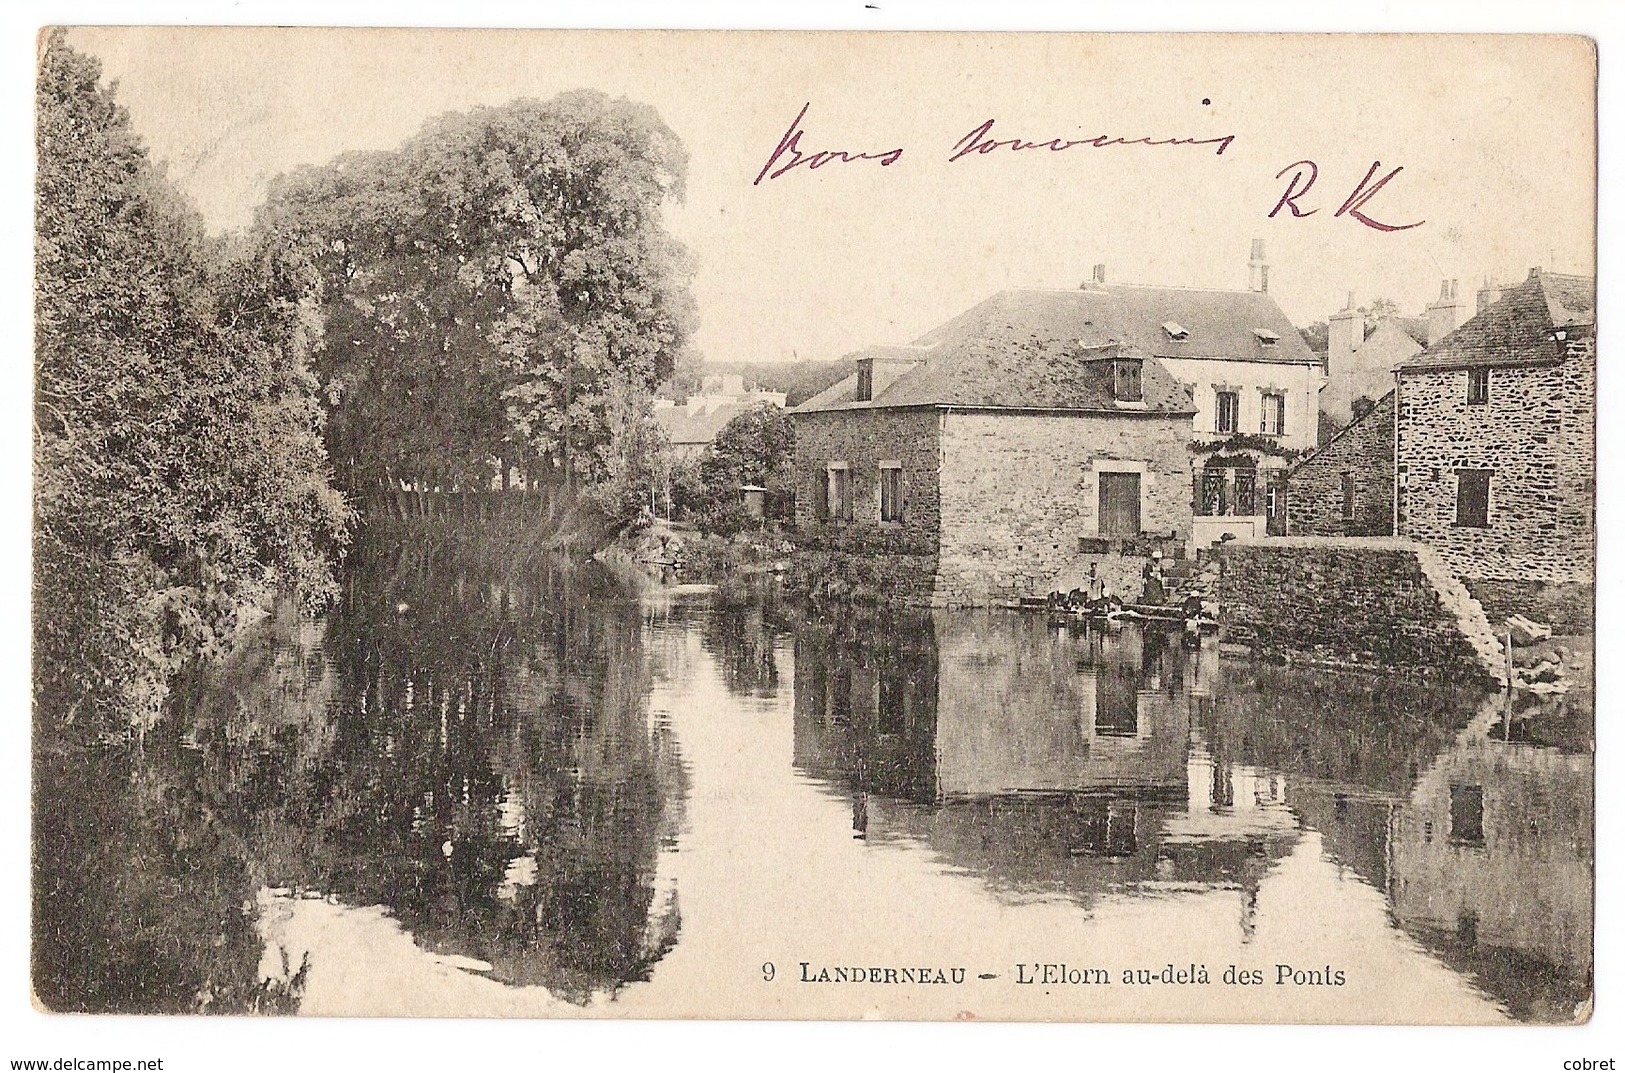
879 463 903 522
1098 472 1142 537
826 464 852 523
1455 469 1491 528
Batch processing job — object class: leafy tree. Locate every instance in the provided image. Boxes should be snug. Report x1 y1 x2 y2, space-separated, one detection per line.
1298 321 1329 353
691 404 796 533
34 31 348 736
256 92 696 503
1358 297 1400 328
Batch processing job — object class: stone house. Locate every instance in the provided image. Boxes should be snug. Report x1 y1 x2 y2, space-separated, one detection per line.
1287 389 1395 536
653 373 787 460
1395 269 1595 595
789 288 1198 607
1039 274 1324 545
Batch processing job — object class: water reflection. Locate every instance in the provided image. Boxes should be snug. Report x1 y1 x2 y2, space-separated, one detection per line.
33 542 1592 1021
791 609 1593 1022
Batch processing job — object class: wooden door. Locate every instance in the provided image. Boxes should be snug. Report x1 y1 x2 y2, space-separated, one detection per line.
1099 472 1141 537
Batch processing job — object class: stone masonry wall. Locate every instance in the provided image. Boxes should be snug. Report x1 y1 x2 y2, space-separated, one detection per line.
1217 539 1487 677
790 408 941 603
1397 359 1592 583
1288 391 1394 536
935 411 1193 606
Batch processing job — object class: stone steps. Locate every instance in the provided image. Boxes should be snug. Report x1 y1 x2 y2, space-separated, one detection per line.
1410 543 1507 678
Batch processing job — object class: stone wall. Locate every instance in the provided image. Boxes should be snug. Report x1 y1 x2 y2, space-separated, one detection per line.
791 407 941 538
1288 391 1394 536
1464 578 1594 635
1216 538 1488 677
935 410 1193 606
1396 350 1593 583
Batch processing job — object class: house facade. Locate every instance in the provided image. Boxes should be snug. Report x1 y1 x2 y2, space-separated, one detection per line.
1394 270 1595 589
1287 390 1395 537
790 291 1197 607
1056 280 1323 544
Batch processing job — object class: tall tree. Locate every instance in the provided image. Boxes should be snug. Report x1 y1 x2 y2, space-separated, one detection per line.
256 92 695 501
34 31 349 735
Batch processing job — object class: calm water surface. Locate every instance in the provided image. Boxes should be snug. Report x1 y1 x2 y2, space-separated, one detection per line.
34 536 1593 1021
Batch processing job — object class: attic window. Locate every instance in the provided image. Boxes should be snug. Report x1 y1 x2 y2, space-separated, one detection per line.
1162 321 1189 341
1253 328 1280 347
855 360 874 402
1112 359 1143 403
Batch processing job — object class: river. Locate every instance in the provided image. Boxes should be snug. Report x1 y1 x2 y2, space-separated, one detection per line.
32 534 1594 1022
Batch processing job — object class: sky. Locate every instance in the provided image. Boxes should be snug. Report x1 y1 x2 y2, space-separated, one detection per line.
68 28 1594 367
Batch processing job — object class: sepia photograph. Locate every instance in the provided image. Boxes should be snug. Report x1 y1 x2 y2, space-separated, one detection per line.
24 17 1599 1042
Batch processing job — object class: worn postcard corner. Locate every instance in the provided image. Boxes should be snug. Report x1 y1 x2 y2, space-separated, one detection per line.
31 27 1594 1026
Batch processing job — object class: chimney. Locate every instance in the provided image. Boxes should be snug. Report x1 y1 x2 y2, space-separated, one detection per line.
1248 238 1269 293
1327 291 1361 377
1092 263 1107 284
1425 278 1466 345
1477 276 1504 314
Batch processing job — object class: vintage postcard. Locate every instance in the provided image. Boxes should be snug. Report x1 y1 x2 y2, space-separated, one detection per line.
31 27 1595 1026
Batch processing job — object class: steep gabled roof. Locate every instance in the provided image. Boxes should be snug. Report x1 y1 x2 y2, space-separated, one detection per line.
1399 271 1595 371
795 283 1313 415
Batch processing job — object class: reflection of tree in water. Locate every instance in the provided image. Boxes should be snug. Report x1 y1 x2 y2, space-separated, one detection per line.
35 533 687 1011
32 739 306 1014
698 578 791 697
272 535 687 1004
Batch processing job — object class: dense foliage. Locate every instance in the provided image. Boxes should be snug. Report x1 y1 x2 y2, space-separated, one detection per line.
687 404 796 533
34 31 349 735
254 92 696 514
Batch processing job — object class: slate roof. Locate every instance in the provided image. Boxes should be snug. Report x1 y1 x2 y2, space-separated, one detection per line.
1399 271 1595 371
795 283 1311 415
654 401 764 446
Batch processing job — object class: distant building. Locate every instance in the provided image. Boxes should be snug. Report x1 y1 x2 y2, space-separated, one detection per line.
791 287 1197 607
1395 269 1595 587
1323 280 1471 430
653 373 787 460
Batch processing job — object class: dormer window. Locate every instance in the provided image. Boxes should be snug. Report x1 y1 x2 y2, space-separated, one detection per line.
1162 321 1189 341
1253 328 1280 347
1112 359 1143 402
855 359 874 402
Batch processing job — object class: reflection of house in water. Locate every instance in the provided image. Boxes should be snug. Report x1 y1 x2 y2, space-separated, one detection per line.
790 610 1593 1007
791 613 1300 913
1389 705 1593 1022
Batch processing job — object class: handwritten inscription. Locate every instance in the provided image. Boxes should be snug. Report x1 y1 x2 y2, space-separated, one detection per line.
1270 159 1424 232
755 103 1425 233
753 102 904 185
948 117 1235 160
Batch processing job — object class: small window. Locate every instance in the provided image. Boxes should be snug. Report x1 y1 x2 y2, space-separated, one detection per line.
855 362 874 402
1467 367 1490 405
826 463 853 523
1113 359 1143 402
1162 321 1189 341
1260 392 1286 435
1455 469 1491 528
1253 328 1280 347
879 463 903 523
1340 472 1355 519
1215 390 1239 434
1449 783 1486 846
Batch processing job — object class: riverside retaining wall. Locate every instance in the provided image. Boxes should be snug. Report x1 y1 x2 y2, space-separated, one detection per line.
1215 537 1496 679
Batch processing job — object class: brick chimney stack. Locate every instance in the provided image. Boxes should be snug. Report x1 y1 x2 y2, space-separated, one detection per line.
1248 238 1269 293
1093 263 1107 284
1477 277 1505 313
